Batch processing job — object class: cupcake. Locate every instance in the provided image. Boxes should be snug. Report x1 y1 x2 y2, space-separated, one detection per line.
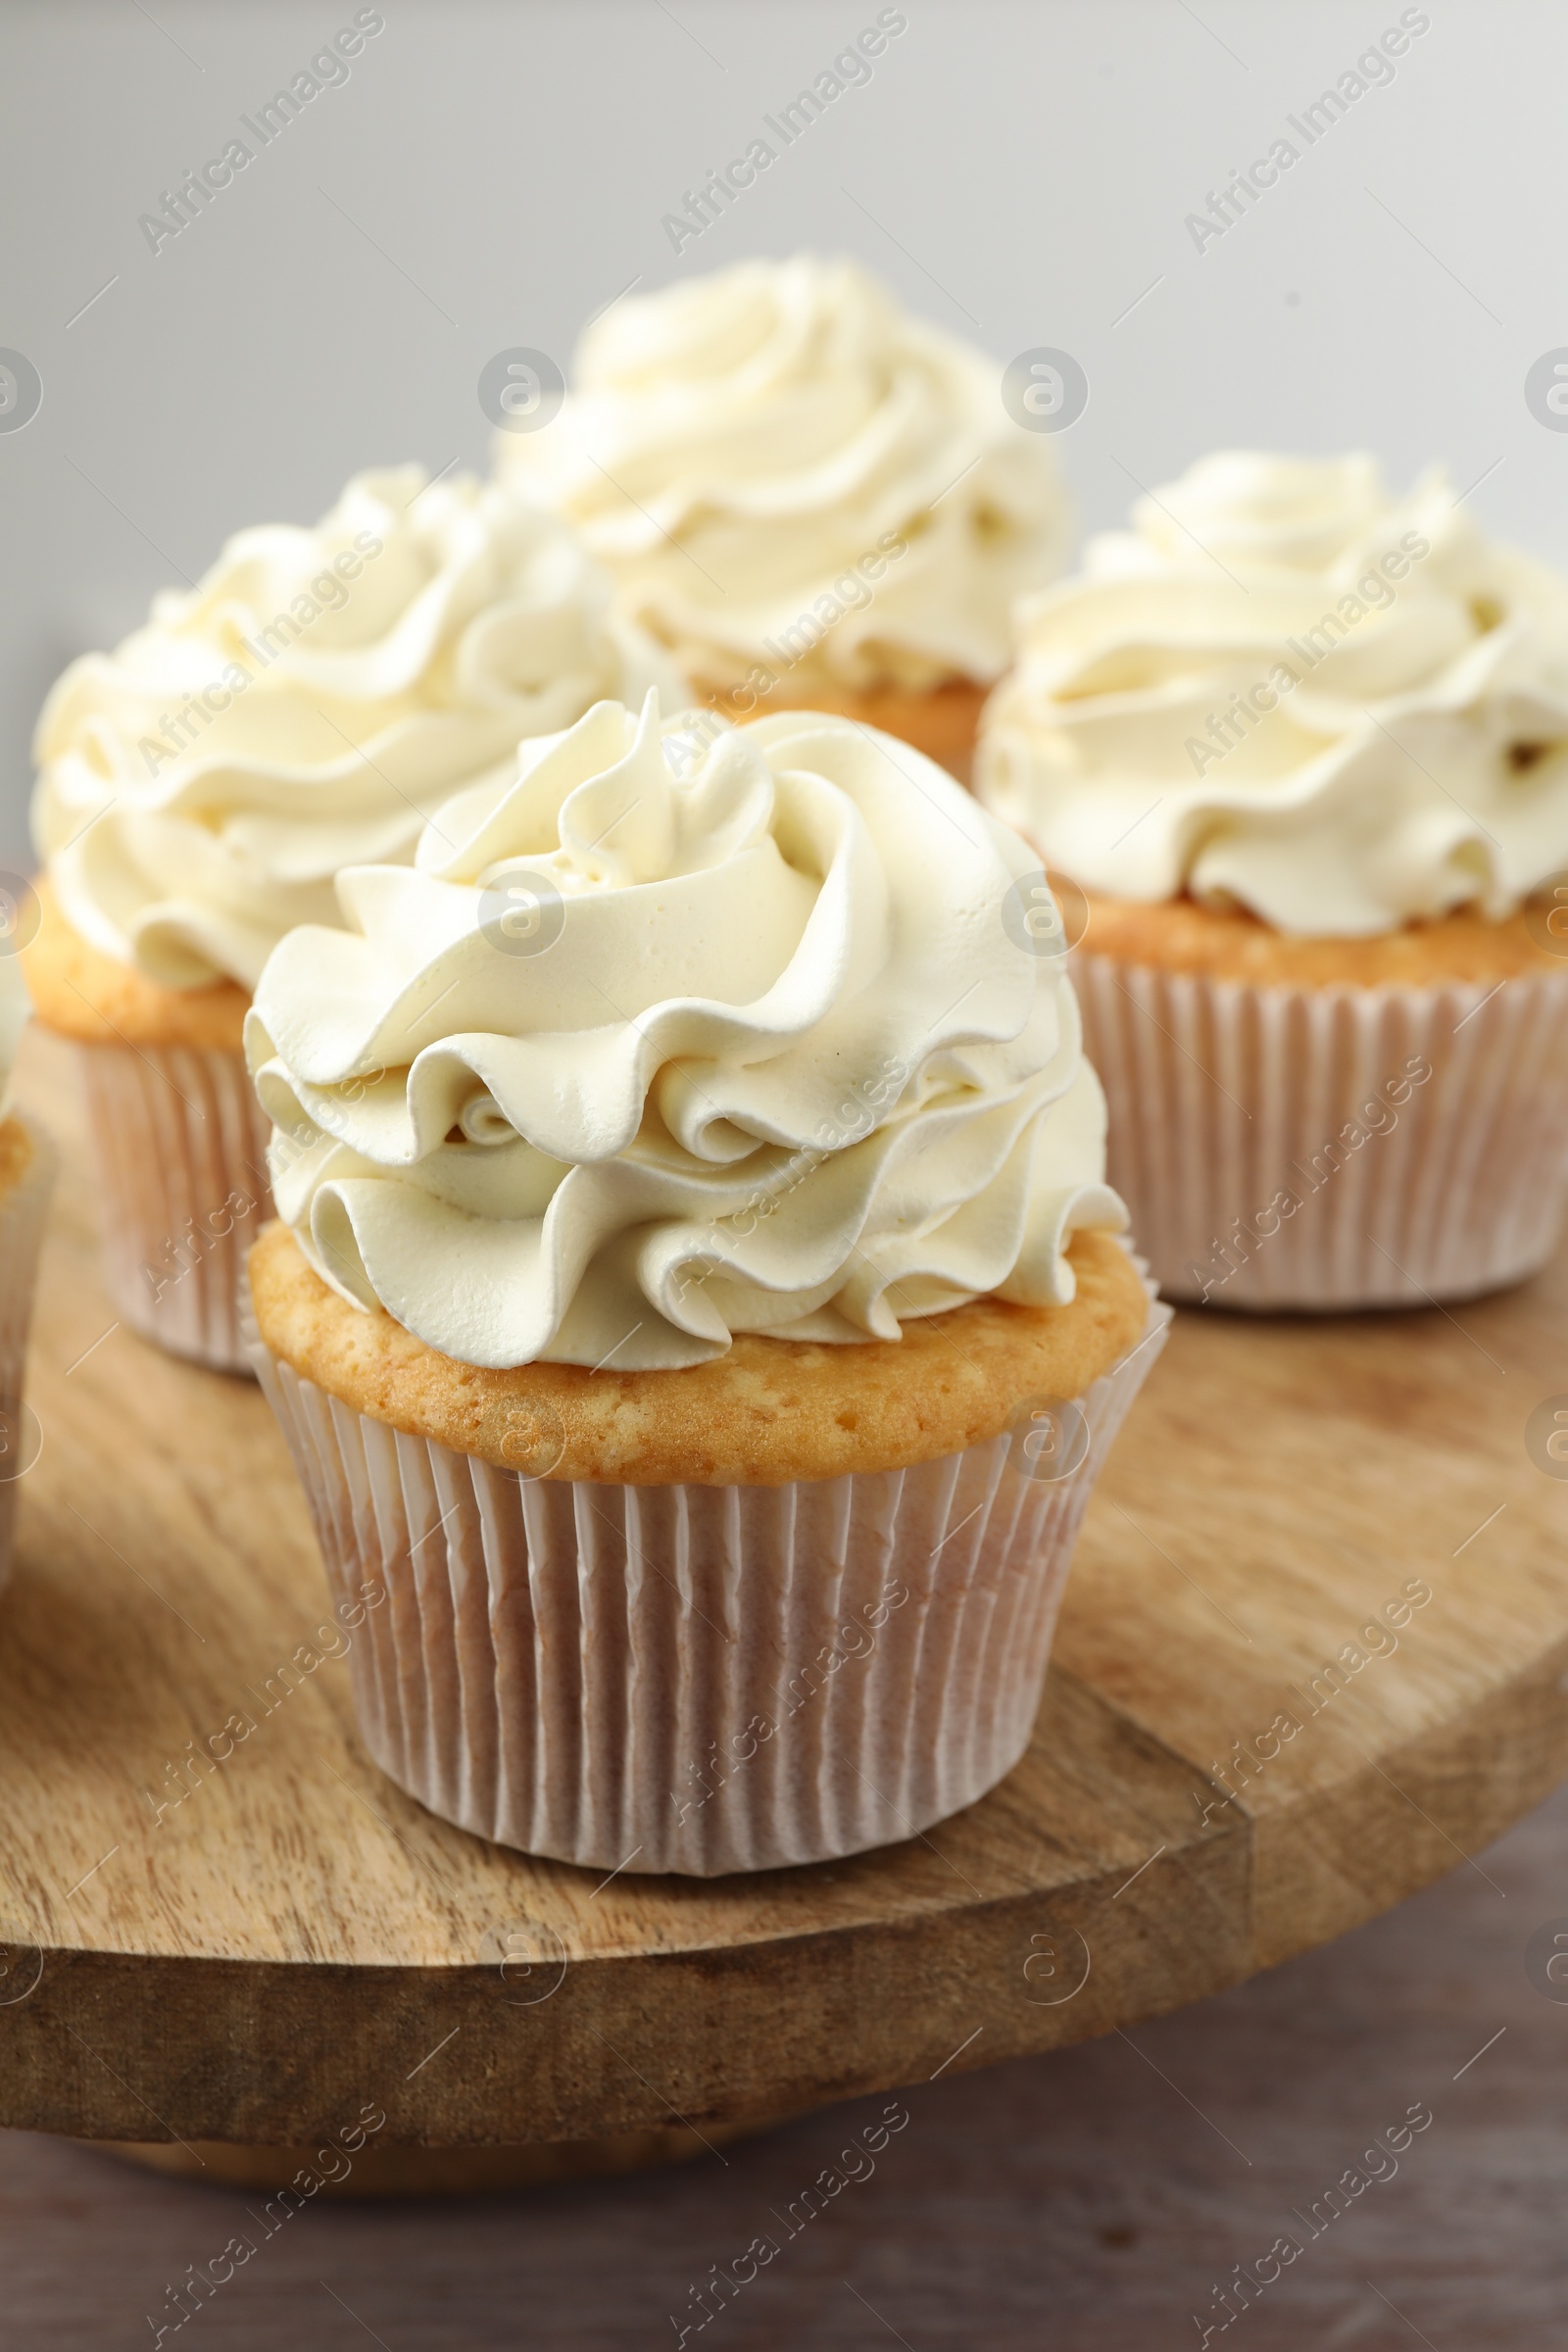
0 943 56 1588
243 694 1165 1874
498 254 1071 783
975 452 1568 1308
27 466 681 1370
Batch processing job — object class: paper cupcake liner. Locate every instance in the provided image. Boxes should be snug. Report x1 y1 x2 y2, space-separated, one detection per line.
74 1040 272 1375
0 1115 57 1592
1074 954 1568 1308
245 1284 1168 1876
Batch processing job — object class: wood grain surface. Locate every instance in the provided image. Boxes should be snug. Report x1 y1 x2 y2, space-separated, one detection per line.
6 1778 1557 2349
1 1025 1566 2153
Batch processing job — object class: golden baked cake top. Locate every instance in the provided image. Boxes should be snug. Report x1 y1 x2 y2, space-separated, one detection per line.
250 1219 1148 1487
26 878 250 1051
1078 891 1568 989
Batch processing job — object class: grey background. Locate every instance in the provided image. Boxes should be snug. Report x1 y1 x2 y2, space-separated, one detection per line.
2 0 1562 864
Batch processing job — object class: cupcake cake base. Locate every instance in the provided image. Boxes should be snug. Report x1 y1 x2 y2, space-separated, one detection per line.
26 884 270 1374
1072 897 1568 1308
77 1040 271 1371
246 1223 1163 1876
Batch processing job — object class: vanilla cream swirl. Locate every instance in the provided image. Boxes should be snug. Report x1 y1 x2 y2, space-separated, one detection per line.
977 451 1568 936
246 695 1123 1370
32 467 682 991
500 254 1071 697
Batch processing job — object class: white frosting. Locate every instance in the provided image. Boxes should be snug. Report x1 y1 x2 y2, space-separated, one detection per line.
977 451 1568 936
247 696 1124 1371
32 467 684 991
500 255 1071 697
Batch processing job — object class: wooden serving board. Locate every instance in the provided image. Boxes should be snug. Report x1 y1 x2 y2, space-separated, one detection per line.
1 1028 1566 2176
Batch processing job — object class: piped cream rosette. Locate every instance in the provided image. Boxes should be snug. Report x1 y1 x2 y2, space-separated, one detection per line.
34 466 684 993
978 452 1568 933
500 255 1071 701
247 691 1124 1372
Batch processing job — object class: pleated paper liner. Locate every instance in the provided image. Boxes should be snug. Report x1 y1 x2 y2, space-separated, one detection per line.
0 1114 56 1589
1073 955 1568 1308
245 1280 1169 1877
75 1041 272 1375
